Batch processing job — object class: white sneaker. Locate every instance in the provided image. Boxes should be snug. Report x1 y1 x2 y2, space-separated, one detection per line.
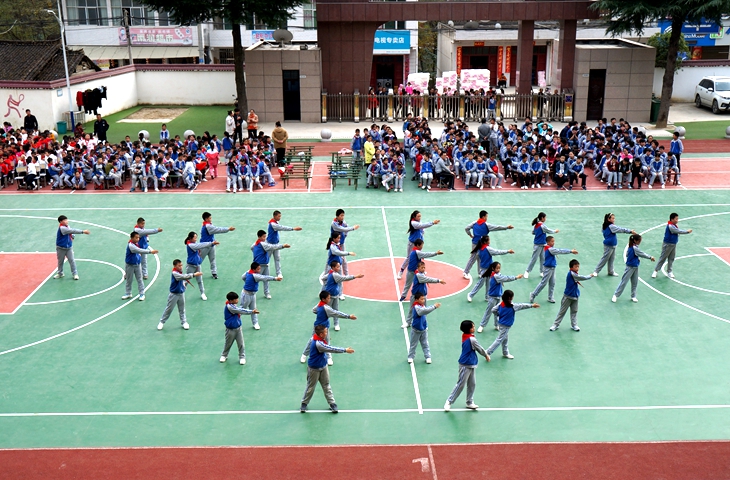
339 294 345 301
138 295 145 301
467 294 473 303
609 272 619 277
477 325 484 333
571 325 580 331
631 297 639 303
536 184 541 189
407 358 414 364
494 326 500 331
201 293 208 301
155 188 159 192
182 322 189 330
319 275 326 285
661 184 665 189
496 185 502 189
226 188 230 192
382 180 388 189
511 182 517 186
53 273 64 279
651 271 657 279
220 356 227 363
397 271 403 280
540 272 544 278
334 325 340 331
503 354 514 359
253 323 260 330
425 358 432 364
157 322 164 330
265 293 272 299
240 358 246 365
549 325 557 331
73 274 79 280
444 402 451 412
462 272 470 279
611 295 617 303
648 185 653 189
668 272 675 279
327 358 333 366
523 271 529 279
122 294 132 300
300 354 307 363
465 403 479 410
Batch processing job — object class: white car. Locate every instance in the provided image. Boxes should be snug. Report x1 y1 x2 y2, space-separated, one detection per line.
695 76 730 114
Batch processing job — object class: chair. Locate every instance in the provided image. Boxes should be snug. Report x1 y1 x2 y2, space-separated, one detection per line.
14 165 27 190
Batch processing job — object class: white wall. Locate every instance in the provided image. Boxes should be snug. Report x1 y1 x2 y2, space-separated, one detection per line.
135 70 235 105
654 65 730 102
0 88 56 131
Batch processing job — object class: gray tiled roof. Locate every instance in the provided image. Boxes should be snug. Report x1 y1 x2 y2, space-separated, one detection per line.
0 40 100 81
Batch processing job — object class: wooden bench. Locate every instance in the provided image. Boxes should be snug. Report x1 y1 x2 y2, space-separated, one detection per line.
280 159 312 189
329 153 362 189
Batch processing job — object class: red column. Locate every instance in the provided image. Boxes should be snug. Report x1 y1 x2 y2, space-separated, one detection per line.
558 19 577 91
516 20 534 94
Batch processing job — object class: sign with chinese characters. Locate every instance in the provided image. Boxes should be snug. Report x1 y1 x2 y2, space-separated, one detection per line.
456 46 462 75
497 46 504 77
373 30 411 54
252 30 274 42
460 69 490 91
119 27 193 46
659 19 729 47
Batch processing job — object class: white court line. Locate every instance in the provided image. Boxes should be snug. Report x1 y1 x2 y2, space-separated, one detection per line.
0 215 161 357
656 252 730 296
381 206 424 415
4 403 730 417
344 256 471 303
427 445 438 480
706 247 730 269
24 259 126 305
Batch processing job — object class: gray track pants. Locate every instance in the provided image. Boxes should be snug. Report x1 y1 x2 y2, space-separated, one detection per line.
301 366 335 405
531 267 556 301
242 290 259 326
553 295 579 328
160 292 186 324
408 328 430 360
56 246 77 275
221 326 245 359
654 242 677 275
468 267 488 298
480 296 501 327
464 249 478 275
487 325 511 356
400 270 415 300
186 263 204 293
614 266 639 299
526 244 545 274
447 365 477 405
124 263 145 296
594 244 617 275
199 245 217 276
399 241 416 272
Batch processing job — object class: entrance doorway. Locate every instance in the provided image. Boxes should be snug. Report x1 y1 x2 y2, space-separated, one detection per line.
283 70 301 121
586 69 606 120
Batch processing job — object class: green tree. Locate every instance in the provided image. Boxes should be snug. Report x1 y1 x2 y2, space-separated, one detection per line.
647 30 689 69
137 0 303 112
0 0 60 41
592 0 730 128
418 21 438 79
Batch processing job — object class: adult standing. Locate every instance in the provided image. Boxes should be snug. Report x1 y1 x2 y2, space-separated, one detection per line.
477 118 490 151
93 114 109 143
272 121 288 165
247 109 259 139
225 110 235 140
24 109 38 132
233 108 244 147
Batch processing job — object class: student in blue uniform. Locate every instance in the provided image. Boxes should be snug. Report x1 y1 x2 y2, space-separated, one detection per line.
268 210 302 278
404 261 446 328
400 239 444 302
184 231 218 301
612 234 655 303
199 212 235 280
524 212 559 279
651 212 692 280
301 291 357 366
478 261 523 333
122 231 159 301
593 213 636 276
529 236 578 303
466 236 515 302
407 293 441 364
487 290 539 359
54 215 91 280
251 229 290 299
398 210 440 278
241 261 282 330
157 259 202 331
134 217 163 280
300 324 355 414
322 261 364 323
444 320 490 411
321 233 355 284
462 210 513 278
220 291 258 365
331 209 360 276
549 259 597 332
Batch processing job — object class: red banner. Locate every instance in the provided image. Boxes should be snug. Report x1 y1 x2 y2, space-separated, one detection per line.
497 46 504 77
456 46 462 75
505 46 512 74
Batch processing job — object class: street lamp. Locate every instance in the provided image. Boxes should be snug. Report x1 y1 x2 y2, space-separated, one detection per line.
45 0 74 134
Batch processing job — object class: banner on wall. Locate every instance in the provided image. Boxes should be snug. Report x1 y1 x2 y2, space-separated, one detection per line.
373 30 411 54
460 69 490 92
119 27 193 46
505 46 511 73
407 73 430 93
497 46 504 77
252 30 275 42
456 46 462 75
439 71 457 94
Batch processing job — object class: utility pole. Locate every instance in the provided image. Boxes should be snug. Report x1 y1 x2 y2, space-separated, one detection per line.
123 7 133 65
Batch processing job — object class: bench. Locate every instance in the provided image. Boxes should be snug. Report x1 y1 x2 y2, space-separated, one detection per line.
329 153 362 189
280 160 312 189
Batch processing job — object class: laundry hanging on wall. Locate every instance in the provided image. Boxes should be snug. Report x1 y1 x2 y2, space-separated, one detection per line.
76 86 108 115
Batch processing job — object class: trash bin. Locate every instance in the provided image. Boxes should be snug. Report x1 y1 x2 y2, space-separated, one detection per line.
56 121 67 134
650 98 661 123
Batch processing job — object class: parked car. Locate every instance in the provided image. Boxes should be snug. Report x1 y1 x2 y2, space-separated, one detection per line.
695 76 730 114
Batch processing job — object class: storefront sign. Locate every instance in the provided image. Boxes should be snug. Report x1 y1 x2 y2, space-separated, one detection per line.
373 30 411 54
119 27 193 46
252 30 274 42
474 41 485 47
659 19 728 46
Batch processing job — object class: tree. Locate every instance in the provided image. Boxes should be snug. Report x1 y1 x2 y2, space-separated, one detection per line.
592 0 730 128
0 0 60 41
418 21 438 79
647 31 689 69
137 0 303 113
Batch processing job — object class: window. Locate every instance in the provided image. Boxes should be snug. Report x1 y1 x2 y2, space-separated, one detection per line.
218 48 234 64
156 10 169 27
111 0 152 26
212 17 233 30
303 0 317 29
66 0 107 26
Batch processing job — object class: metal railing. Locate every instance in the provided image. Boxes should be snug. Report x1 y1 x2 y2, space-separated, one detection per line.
322 91 572 123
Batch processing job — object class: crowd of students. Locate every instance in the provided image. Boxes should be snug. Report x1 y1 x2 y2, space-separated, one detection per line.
351 115 684 193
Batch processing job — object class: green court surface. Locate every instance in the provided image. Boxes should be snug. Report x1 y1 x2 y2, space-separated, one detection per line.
1 187 730 449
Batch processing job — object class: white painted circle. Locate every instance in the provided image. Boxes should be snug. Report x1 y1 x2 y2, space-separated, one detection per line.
24 259 126 305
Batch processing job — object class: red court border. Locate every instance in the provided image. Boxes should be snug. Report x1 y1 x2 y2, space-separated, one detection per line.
0 253 57 314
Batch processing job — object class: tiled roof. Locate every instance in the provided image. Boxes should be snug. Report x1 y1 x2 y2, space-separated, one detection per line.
0 40 100 82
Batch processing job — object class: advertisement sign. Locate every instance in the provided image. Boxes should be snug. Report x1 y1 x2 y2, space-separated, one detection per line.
659 19 728 47
373 30 411 54
119 27 193 46
252 30 275 42
460 69 490 91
